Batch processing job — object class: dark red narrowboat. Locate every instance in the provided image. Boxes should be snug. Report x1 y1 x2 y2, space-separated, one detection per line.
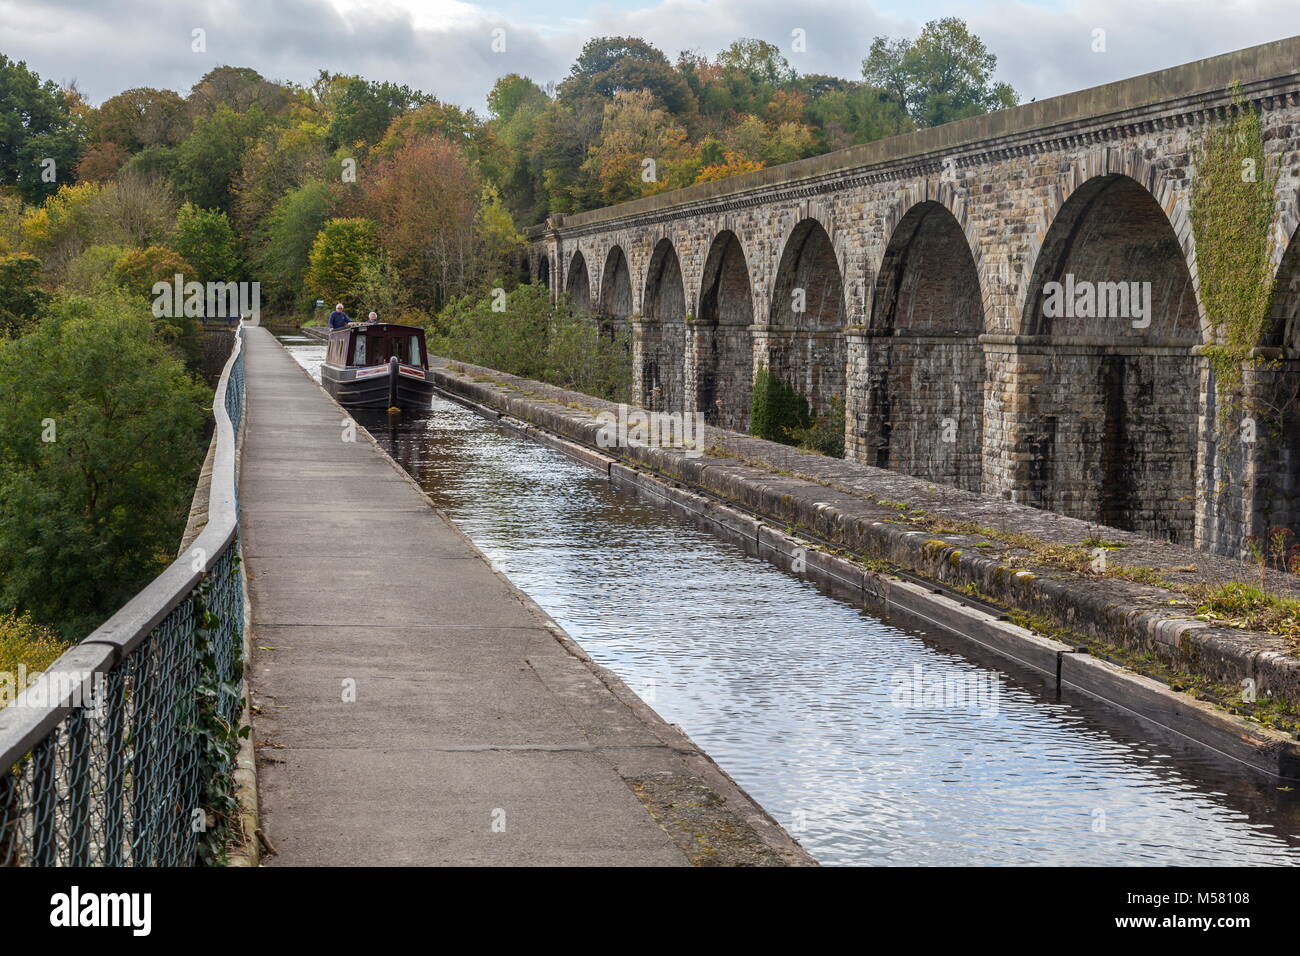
321 323 435 409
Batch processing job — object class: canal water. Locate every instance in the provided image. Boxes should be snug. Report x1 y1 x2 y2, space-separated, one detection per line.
280 335 1300 866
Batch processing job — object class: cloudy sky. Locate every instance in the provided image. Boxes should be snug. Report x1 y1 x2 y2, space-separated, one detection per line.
2 0 1297 110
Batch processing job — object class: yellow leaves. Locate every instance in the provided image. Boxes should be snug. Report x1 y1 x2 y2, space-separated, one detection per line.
695 151 764 185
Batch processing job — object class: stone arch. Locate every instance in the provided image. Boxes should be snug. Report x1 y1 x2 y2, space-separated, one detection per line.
697 229 755 430
600 245 634 331
640 238 687 411
1016 172 1199 542
566 250 591 312
871 182 991 331
767 217 847 426
536 254 550 289
861 200 985 491
1019 148 1204 339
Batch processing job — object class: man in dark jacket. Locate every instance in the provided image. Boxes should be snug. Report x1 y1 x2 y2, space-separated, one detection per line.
328 303 350 330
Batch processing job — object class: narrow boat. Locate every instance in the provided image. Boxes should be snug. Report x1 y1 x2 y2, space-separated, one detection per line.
320 323 436 409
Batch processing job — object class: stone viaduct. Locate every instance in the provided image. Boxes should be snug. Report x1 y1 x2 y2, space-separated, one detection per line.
523 37 1300 558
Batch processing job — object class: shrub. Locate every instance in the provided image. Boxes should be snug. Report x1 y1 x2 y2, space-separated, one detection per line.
0 611 68 709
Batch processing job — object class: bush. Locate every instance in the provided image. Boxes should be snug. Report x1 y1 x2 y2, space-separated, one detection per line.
751 363 810 443
0 611 68 709
789 394 846 458
430 282 631 402
751 364 844 457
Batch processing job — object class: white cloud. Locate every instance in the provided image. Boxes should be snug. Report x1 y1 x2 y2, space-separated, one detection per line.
0 0 1296 110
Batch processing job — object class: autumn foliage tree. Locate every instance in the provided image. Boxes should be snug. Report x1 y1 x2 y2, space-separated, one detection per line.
357 134 485 310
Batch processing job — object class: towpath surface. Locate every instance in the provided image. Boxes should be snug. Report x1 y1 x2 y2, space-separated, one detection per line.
239 327 808 866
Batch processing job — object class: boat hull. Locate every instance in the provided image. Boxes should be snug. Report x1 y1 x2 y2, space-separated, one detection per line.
321 362 435 409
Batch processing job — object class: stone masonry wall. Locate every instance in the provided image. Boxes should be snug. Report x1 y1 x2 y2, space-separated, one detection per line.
528 38 1300 558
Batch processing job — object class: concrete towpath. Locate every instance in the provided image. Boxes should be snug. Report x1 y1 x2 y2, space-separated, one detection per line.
238 327 809 866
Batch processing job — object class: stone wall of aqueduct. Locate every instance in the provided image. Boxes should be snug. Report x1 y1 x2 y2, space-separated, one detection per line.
523 37 1300 558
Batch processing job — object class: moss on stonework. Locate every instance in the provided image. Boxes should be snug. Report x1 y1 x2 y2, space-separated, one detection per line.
1190 88 1281 430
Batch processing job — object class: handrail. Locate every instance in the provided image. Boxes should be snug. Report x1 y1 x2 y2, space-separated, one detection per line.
0 326 247 865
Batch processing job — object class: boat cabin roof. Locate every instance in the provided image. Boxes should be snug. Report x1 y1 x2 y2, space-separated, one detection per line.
326 323 428 369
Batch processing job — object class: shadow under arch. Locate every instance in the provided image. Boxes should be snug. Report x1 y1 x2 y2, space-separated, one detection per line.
600 246 633 332
767 218 846 425
863 200 985 491
640 238 686 412
697 229 754 430
1234 224 1300 550
1017 173 1199 542
566 251 591 312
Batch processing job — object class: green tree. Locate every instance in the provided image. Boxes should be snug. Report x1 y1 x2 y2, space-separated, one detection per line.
863 18 1017 128
305 217 383 307
559 36 697 116
61 244 130 296
0 54 84 203
486 75 550 224
326 76 429 152
0 297 208 638
0 254 51 335
170 105 270 211
257 180 335 311
173 202 241 282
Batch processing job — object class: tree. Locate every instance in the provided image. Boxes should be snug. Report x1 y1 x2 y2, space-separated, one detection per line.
0 254 50 335
695 149 763 184
326 76 429 152
188 66 291 119
0 297 208 639
357 135 483 309
487 75 551 224
170 105 270 211
717 38 796 88
863 18 1017 128
370 100 484 162
232 123 329 233
257 180 335 311
173 203 240 283
21 181 110 277
0 54 84 203
22 177 176 280
528 101 590 214
62 244 130 296
581 89 695 205
115 245 192 296
75 141 130 182
89 88 190 153
559 37 697 116
305 217 384 307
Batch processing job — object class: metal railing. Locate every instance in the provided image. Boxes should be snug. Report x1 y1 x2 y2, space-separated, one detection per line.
0 327 247 866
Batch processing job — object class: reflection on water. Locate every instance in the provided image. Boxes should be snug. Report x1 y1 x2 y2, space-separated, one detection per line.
281 337 1300 866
